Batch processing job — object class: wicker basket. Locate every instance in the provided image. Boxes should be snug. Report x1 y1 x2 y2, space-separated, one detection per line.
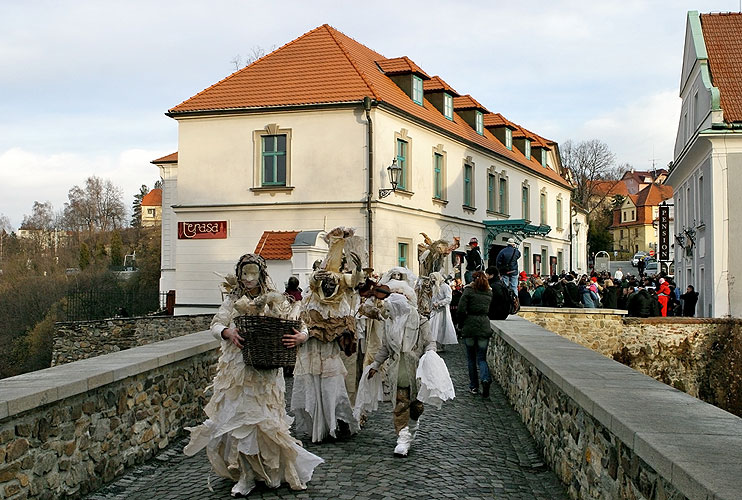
236 315 300 369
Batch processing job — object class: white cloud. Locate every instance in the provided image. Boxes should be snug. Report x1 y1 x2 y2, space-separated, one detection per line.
0 148 165 230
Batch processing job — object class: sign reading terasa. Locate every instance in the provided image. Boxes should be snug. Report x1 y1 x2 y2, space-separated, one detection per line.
178 221 227 239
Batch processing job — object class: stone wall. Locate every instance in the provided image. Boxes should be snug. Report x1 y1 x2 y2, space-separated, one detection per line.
0 331 218 499
489 316 742 500
53 314 212 365
517 307 742 415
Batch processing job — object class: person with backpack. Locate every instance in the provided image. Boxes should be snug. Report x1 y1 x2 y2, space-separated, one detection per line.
562 274 582 308
488 268 513 321
541 275 565 308
496 238 521 294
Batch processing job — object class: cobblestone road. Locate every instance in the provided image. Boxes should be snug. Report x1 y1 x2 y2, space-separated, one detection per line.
86 344 568 499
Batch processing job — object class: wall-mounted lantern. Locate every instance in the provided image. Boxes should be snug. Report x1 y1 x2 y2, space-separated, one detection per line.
378 159 402 199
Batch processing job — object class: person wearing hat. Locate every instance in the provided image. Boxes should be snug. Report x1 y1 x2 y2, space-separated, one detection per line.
464 237 483 284
495 238 521 294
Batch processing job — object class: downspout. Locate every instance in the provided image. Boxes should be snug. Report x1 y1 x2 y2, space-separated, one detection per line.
364 96 374 268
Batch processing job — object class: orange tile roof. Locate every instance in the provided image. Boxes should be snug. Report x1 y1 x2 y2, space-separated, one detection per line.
169 24 570 188
151 152 178 164
590 180 630 197
701 13 742 123
635 183 673 207
254 231 300 260
483 113 517 129
423 76 459 96
452 94 488 112
141 188 162 207
376 56 430 79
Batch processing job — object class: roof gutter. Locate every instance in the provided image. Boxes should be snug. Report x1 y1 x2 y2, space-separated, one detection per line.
164 101 360 119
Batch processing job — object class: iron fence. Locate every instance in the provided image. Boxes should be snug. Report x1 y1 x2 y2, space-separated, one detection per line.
65 287 160 321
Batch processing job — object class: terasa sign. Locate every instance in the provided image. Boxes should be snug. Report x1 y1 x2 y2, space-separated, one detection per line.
178 221 227 239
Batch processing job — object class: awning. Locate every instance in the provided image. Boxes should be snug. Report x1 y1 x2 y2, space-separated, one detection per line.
483 219 551 249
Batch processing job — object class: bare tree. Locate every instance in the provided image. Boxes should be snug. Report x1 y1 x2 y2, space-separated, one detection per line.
229 45 275 71
561 139 621 215
63 176 126 233
0 213 11 265
21 201 55 231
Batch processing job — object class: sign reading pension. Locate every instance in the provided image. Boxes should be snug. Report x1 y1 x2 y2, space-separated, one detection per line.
658 205 670 261
178 221 227 239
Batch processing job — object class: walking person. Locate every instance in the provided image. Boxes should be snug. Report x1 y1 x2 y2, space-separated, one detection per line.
457 271 493 397
680 285 699 317
496 238 521 294
464 237 483 284
428 272 458 350
183 254 323 497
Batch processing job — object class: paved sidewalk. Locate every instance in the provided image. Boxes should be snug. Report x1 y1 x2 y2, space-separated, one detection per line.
86 343 567 499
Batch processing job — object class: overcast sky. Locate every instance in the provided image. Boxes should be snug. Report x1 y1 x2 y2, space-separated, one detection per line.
1 0 739 229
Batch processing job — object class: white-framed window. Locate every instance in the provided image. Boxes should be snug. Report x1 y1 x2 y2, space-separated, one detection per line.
524 140 531 160
475 111 483 135
505 129 513 150
433 152 444 200
412 76 423 105
443 93 453 120
556 197 563 229
253 124 292 190
394 129 413 192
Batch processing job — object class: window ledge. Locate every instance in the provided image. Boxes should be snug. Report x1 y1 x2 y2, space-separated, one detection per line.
433 198 448 206
486 209 504 217
462 205 477 213
393 188 415 198
250 186 295 194
556 226 564 231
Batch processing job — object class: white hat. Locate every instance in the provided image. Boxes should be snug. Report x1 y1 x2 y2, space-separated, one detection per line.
507 238 516 246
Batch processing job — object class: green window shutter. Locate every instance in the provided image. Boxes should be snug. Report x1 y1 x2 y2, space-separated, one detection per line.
499 178 506 213
397 139 407 190
487 174 495 211
398 242 408 267
412 76 423 105
464 164 473 206
444 93 453 120
434 153 443 199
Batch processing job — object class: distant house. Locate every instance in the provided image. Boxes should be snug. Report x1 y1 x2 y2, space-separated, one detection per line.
140 188 162 227
666 11 742 317
609 183 673 257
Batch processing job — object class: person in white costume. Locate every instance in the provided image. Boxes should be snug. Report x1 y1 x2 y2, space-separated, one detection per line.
291 227 363 443
183 254 323 497
428 272 457 349
366 281 436 457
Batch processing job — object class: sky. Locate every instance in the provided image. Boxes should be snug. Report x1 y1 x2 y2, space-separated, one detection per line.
1 0 739 230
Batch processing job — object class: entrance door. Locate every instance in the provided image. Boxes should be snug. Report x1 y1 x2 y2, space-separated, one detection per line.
488 244 507 269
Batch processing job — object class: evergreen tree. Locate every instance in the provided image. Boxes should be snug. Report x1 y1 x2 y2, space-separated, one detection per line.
131 185 149 227
79 242 91 269
110 231 124 267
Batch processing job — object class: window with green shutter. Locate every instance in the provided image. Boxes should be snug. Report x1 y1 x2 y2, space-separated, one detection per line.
397 139 408 190
487 173 495 212
398 242 409 268
464 164 473 207
262 134 287 186
433 153 443 199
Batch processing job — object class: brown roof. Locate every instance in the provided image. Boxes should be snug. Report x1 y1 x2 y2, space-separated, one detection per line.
169 24 570 188
452 94 488 112
635 183 673 207
591 180 630 197
701 13 742 123
423 75 459 96
151 152 178 164
141 188 162 207
483 113 517 129
254 231 300 260
376 56 430 78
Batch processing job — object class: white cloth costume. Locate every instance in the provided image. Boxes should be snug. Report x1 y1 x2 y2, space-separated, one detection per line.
429 273 457 345
184 291 323 494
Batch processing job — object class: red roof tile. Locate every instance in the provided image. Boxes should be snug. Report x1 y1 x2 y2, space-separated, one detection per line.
483 113 517 129
453 94 488 112
590 180 630 197
254 231 300 260
376 56 430 79
423 75 459 96
701 13 742 123
169 24 570 188
141 188 162 207
635 183 673 207
151 152 178 164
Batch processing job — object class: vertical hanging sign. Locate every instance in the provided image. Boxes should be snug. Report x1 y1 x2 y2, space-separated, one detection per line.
658 205 670 261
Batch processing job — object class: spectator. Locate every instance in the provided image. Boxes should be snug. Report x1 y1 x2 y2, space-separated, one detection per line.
531 278 545 306
518 281 532 306
637 256 646 276
562 274 582 308
457 271 493 397
488 268 511 320
656 278 671 317
496 238 521 294
614 267 623 281
542 275 565 308
680 285 699 317
601 278 618 309
284 276 303 302
464 238 483 284
579 276 597 308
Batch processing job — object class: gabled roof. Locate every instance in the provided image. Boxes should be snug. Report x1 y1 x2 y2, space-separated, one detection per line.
483 113 517 130
591 180 630 197
169 24 570 188
423 76 459 96
151 152 178 164
254 231 300 260
453 94 488 112
376 56 430 79
701 13 742 123
141 188 162 207
635 183 673 207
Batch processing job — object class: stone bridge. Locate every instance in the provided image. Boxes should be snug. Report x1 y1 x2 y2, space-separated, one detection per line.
1 312 740 499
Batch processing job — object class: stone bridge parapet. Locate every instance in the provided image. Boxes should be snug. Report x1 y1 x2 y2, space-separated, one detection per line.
490 315 742 500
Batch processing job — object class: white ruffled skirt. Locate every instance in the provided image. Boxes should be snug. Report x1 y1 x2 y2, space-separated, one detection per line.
290 337 360 443
430 308 458 345
184 341 323 490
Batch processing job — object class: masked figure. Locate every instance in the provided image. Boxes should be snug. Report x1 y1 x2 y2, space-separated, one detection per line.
184 254 323 497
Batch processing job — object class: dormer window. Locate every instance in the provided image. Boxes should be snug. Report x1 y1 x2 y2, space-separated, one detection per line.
505 129 513 150
412 76 423 105
475 111 483 135
524 139 531 160
541 149 548 167
443 93 453 120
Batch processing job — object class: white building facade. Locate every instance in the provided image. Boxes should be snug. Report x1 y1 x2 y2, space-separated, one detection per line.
667 11 742 317
156 25 576 314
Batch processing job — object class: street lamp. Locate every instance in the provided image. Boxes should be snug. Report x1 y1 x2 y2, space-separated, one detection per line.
378 159 402 199
573 219 581 272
